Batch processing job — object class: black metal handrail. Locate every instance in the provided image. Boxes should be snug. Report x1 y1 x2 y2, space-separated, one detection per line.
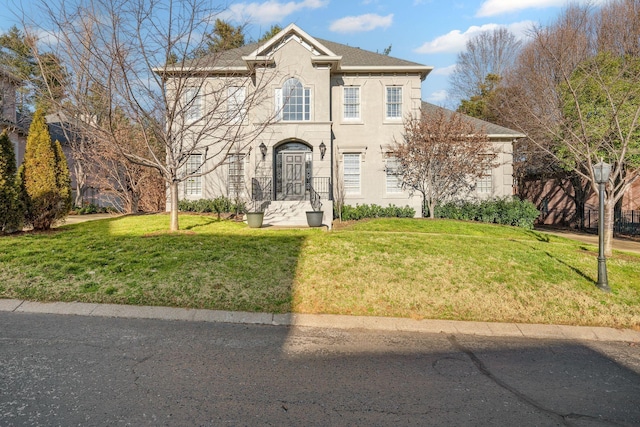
251 177 272 201
309 184 322 212
310 177 332 200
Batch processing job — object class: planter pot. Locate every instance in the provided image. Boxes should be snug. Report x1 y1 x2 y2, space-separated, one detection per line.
246 212 264 228
306 211 324 227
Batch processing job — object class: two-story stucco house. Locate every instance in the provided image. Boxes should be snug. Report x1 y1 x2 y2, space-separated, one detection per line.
172 24 523 227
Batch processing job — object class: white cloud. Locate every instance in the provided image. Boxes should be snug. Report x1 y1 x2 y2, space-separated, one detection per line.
432 64 456 76
426 90 448 103
414 20 534 54
218 0 329 25
329 13 393 33
477 0 607 17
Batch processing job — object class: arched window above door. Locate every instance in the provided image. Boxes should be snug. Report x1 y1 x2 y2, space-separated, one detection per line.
276 78 311 121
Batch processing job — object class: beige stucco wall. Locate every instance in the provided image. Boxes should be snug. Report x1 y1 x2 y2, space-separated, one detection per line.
331 72 424 214
177 39 334 203
171 35 515 219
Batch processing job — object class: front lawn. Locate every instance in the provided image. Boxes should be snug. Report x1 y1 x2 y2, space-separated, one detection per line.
1 215 638 328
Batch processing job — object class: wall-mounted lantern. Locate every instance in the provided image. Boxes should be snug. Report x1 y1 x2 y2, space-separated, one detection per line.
259 142 267 160
319 141 326 160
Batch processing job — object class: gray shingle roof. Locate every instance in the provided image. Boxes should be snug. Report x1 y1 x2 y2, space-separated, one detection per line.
187 29 429 70
421 101 524 138
315 38 427 67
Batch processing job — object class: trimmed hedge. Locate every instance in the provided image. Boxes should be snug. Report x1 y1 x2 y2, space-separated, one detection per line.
434 197 540 229
337 203 416 221
178 197 245 216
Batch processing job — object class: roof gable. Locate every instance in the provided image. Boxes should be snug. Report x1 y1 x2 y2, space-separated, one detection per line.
246 24 338 59
173 23 432 78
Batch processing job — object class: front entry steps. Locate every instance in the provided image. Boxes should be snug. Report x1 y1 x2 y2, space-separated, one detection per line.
257 200 333 228
263 200 313 227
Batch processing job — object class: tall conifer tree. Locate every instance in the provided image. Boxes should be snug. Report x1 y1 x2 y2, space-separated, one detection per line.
0 131 23 232
23 109 71 229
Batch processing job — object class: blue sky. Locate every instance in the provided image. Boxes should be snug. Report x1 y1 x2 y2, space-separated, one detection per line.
1 0 602 108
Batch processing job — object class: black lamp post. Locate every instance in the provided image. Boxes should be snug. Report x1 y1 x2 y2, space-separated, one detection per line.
259 142 267 160
319 141 326 160
593 159 611 292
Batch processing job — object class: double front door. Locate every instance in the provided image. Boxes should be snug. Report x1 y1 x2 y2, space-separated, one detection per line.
283 151 306 199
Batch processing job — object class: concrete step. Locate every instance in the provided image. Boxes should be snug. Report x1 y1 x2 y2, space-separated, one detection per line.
263 200 312 226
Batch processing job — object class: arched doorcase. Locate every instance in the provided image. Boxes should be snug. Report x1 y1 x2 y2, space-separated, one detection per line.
274 141 312 201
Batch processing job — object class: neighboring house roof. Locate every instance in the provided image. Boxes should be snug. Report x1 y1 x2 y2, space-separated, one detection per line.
421 101 525 139
13 112 80 145
168 23 432 79
0 113 28 135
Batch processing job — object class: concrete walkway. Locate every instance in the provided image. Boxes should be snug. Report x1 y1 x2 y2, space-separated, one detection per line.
54 213 121 227
537 227 640 254
1 299 638 343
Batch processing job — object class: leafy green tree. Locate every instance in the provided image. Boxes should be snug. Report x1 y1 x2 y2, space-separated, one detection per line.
0 131 23 233
503 2 640 257
258 25 282 43
22 109 71 230
457 73 501 122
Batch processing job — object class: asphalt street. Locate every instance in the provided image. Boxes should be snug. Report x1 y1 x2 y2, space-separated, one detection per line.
1 311 639 426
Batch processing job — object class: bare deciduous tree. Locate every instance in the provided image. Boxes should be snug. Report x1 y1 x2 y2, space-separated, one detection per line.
393 107 498 218
449 27 522 102
25 0 277 231
501 1 640 257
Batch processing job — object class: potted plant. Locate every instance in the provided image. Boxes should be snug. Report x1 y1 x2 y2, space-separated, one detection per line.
306 195 324 227
245 201 265 228
305 210 323 227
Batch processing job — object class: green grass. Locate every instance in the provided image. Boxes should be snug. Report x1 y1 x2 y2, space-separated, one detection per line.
1 214 639 328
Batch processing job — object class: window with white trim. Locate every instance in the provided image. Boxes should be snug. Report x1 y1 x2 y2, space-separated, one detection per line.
184 154 203 196
227 86 246 123
385 156 403 194
386 86 402 119
476 168 493 194
343 153 361 195
343 86 360 120
275 78 310 121
184 87 202 123
228 154 245 197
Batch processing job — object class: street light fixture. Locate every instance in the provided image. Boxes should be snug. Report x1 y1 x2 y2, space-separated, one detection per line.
593 159 611 292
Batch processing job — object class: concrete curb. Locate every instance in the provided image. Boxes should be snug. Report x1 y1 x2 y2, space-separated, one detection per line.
2 299 638 343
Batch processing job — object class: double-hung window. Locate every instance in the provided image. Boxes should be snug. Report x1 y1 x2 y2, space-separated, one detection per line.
184 87 202 123
228 154 245 197
385 156 403 194
343 86 360 120
476 168 493 194
227 86 246 123
386 86 402 119
185 154 203 196
276 78 310 121
343 153 361 195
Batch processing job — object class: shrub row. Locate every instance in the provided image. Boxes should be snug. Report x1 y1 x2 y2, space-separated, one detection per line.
178 197 246 215
337 203 416 221
434 197 540 229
